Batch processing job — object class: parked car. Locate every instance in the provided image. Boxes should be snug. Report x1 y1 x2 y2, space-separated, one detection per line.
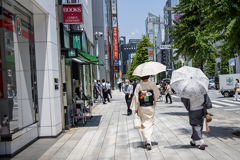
208 79 215 89
219 74 240 97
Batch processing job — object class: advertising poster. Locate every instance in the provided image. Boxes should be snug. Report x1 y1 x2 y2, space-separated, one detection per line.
148 49 153 61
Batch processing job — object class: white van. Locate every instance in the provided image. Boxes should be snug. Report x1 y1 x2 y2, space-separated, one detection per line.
219 74 240 97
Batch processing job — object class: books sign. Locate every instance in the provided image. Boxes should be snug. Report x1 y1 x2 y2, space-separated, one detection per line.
62 4 83 24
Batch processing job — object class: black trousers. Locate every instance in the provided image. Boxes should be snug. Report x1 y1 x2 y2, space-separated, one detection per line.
103 91 110 102
125 94 133 114
166 93 172 103
108 89 112 98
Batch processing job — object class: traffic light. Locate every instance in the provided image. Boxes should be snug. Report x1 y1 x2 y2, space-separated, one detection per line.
161 50 166 65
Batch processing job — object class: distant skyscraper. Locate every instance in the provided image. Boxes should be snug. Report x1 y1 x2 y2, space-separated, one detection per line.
145 12 161 43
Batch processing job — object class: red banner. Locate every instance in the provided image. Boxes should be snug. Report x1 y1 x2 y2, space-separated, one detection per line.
113 26 118 59
62 4 83 24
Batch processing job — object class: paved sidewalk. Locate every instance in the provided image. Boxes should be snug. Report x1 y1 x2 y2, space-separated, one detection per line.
7 91 240 160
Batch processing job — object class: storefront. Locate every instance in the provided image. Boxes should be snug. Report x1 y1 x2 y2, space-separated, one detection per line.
0 0 38 140
1 0 62 156
60 25 104 129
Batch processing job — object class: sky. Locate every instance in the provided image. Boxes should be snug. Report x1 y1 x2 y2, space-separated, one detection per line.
117 0 166 42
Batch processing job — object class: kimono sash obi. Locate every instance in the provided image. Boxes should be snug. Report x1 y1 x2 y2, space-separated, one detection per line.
139 90 154 106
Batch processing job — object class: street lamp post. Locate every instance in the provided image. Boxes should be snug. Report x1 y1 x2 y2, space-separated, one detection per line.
94 32 103 80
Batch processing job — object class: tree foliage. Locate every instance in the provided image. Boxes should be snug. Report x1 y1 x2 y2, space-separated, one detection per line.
175 60 183 69
169 0 217 71
220 51 229 75
205 53 216 77
125 35 153 80
207 0 240 58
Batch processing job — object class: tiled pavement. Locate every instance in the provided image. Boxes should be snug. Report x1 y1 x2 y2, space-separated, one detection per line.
7 91 240 160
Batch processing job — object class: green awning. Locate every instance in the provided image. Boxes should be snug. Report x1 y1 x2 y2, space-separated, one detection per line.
78 52 104 66
6 55 15 63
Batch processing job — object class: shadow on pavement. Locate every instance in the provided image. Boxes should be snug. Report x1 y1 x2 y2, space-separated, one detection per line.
164 144 208 149
72 115 102 128
130 141 158 149
161 112 188 116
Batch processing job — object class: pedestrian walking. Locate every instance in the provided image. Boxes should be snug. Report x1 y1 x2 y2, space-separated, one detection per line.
234 79 239 101
118 82 122 92
93 80 97 100
96 80 103 102
102 79 110 104
171 66 212 150
123 79 133 115
181 94 212 150
107 81 112 99
130 76 160 150
165 82 172 104
131 79 137 95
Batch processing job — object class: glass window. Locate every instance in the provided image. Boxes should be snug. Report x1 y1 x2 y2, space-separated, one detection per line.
0 0 37 135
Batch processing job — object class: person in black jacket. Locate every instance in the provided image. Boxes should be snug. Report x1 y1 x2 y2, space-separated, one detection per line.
131 79 137 95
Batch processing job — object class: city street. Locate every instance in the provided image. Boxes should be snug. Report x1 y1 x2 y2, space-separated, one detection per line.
6 90 240 160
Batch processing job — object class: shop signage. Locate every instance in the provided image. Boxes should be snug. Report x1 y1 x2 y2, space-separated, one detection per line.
111 0 117 14
15 15 22 37
112 17 118 66
61 48 78 58
114 59 119 66
62 4 83 24
148 49 153 61
73 34 81 50
68 50 76 57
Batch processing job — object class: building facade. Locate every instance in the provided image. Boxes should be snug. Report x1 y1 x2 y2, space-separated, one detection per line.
120 39 140 79
0 0 62 156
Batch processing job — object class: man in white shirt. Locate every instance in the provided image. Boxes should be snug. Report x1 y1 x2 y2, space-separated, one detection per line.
102 79 110 104
106 81 112 99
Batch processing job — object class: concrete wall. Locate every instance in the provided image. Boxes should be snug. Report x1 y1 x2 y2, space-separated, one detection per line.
92 0 106 80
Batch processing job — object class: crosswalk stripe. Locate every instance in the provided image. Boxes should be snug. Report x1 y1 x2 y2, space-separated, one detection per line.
212 101 233 106
221 99 240 105
212 104 223 108
171 95 179 98
224 108 240 111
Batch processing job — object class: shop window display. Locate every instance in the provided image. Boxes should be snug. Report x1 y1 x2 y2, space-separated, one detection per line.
0 0 38 135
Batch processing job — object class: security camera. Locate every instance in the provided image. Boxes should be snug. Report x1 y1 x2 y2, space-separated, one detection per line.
98 32 103 37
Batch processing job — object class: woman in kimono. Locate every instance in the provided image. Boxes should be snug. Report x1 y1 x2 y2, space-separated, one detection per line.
181 95 211 150
130 76 160 150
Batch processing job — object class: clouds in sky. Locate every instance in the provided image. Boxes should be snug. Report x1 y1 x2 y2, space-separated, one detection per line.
127 29 141 42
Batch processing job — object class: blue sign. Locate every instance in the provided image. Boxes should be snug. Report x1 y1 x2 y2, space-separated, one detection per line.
230 58 235 66
107 59 110 66
114 59 119 66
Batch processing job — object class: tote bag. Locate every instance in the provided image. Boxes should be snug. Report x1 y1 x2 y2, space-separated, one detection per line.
133 113 141 129
202 118 210 133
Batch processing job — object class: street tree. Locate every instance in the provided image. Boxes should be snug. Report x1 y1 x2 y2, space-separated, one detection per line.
207 1 240 59
205 53 216 77
220 51 229 75
125 35 153 80
175 60 183 69
169 0 217 70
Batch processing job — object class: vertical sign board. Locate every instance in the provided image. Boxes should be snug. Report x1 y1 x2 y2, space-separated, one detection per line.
112 16 119 66
62 4 83 24
148 49 153 61
230 58 235 66
111 0 117 14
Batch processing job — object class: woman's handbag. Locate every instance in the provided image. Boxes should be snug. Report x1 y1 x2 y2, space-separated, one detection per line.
133 113 141 129
237 88 240 93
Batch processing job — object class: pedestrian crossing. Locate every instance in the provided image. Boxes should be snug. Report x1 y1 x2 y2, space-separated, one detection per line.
212 99 240 108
